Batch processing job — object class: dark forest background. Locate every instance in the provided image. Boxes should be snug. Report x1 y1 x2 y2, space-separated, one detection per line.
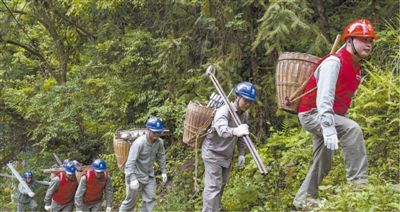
0 0 399 210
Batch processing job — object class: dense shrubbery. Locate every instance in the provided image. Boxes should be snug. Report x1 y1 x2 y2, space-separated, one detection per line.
0 0 399 211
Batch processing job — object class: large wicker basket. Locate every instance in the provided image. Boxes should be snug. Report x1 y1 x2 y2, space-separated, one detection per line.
275 52 321 113
113 129 147 169
183 101 215 148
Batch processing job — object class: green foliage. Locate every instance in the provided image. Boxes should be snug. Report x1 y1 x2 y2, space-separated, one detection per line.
0 0 398 210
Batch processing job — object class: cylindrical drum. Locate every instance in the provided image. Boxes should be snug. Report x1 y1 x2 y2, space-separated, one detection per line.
275 52 320 113
183 101 215 148
113 129 147 169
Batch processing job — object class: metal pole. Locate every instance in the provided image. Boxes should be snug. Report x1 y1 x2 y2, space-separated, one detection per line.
7 163 35 197
206 65 268 175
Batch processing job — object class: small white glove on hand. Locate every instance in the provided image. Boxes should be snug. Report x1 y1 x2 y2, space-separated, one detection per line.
238 155 245 166
130 179 140 190
232 124 249 137
27 191 35 197
44 205 51 211
162 174 168 183
106 206 112 212
324 134 339 150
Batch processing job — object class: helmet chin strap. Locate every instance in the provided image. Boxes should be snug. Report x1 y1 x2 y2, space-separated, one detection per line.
350 38 364 60
235 97 244 114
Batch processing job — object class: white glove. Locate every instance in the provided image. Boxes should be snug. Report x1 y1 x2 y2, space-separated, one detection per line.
130 179 140 190
27 191 35 197
232 124 249 137
324 134 339 150
238 155 245 166
44 205 51 211
162 174 167 183
106 207 112 212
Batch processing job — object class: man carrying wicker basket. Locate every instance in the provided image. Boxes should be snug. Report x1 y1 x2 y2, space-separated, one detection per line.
293 19 378 209
119 117 167 212
201 82 256 212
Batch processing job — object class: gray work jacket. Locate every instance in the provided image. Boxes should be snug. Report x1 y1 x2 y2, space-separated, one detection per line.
15 180 48 204
202 102 248 168
124 134 167 184
44 176 61 205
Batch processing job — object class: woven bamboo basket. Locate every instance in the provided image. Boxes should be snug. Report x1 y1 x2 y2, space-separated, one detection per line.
183 101 215 148
275 52 321 113
113 129 147 169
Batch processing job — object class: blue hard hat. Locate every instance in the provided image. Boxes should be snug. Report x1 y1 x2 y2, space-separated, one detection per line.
145 117 164 132
234 82 256 102
23 172 33 178
92 159 107 172
64 162 76 175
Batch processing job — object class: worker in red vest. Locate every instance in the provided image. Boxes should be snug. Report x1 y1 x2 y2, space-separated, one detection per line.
75 159 113 212
293 19 378 209
44 161 78 211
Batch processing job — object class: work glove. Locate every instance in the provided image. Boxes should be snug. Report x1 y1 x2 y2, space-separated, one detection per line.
24 191 35 197
162 174 168 183
323 134 339 150
106 206 112 212
130 179 140 190
232 124 249 137
238 155 245 166
44 205 51 211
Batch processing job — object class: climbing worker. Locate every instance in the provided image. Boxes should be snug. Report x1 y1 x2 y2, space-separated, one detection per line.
119 117 168 212
75 159 113 212
201 82 256 211
293 19 378 209
44 161 79 211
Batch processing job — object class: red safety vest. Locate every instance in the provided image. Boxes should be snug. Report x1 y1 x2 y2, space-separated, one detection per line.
52 172 78 205
83 169 108 205
297 48 362 115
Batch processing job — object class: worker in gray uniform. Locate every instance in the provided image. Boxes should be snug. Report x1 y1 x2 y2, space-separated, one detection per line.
119 117 168 212
75 159 113 212
201 82 256 212
293 19 378 209
14 171 49 212
44 161 78 211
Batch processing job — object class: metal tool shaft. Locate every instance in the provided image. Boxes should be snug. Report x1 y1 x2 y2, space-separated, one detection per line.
206 65 267 175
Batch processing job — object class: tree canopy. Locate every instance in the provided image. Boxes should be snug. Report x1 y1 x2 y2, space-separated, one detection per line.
0 0 399 211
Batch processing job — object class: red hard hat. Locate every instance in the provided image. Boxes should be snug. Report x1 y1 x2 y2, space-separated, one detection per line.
341 19 378 41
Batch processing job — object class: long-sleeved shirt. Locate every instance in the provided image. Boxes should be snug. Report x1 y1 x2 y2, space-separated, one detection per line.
201 102 248 168
124 134 167 184
74 173 113 207
315 55 341 136
16 180 49 203
44 176 61 205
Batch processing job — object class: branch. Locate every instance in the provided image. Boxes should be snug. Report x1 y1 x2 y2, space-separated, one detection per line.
0 9 26 15
4 39 56 79
54 10 96 40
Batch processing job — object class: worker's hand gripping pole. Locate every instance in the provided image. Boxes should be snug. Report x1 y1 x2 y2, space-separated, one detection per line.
206 65 268 175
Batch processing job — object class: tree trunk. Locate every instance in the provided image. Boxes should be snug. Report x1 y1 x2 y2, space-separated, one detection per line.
314 0 331 39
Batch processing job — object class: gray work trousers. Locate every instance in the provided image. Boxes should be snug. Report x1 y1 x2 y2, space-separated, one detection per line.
17 199 37 212
293 109 368 204
51 200 74 212
202 160 231 212
77 201 102 212
119 177 156 212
